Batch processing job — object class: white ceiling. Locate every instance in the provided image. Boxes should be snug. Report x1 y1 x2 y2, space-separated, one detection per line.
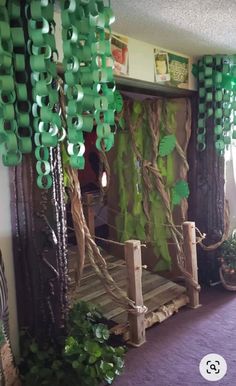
112 0 236 57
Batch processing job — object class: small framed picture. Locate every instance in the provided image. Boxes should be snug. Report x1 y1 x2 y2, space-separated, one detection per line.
111 34 129 76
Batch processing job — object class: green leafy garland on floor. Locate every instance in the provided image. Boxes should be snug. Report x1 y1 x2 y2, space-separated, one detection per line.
0 0 116 189
115 99 190 271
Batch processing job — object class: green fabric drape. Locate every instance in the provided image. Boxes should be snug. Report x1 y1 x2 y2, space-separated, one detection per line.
114 98 189 271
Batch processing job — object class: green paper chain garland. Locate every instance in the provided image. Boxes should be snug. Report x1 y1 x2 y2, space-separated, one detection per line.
0 0 117 189
8 0 32 159
0 0 21 166
26 0 61 189
197 55 236 155
61 0 116 169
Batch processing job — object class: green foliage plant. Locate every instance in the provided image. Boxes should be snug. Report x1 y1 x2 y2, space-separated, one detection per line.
219 230 236 274
20 302 125 386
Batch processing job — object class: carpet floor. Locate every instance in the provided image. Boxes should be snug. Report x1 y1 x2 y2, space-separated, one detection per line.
113 285 236 386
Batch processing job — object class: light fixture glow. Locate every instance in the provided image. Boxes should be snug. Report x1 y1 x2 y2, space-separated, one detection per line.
101 171 107 188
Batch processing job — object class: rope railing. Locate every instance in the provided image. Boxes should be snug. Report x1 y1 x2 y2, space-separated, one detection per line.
87 198 229 252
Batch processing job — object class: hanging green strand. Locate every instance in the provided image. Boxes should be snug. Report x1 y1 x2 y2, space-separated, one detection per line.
26 0 61 189
197 55 236 155
0 0 117 189
61 0 116 170
0 1 21 166
8 0 32 159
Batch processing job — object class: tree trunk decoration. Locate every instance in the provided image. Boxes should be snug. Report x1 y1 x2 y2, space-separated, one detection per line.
193 54 236 284
195 118 225 284
9 151 68 340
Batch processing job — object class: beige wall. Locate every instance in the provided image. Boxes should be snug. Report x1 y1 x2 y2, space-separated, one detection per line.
225 155 236 233
119 35 197 90
0 164 19 357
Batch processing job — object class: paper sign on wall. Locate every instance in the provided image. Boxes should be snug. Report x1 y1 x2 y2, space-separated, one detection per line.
154 49 189 88
154 51 170 82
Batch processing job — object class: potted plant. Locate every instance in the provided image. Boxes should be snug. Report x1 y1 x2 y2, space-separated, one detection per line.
219 230 236 290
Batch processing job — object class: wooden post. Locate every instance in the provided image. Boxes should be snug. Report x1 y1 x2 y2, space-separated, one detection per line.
125 240 146 347
183 221 200 308
84 193 95 237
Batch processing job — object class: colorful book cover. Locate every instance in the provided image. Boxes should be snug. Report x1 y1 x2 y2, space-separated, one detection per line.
111 34 129 76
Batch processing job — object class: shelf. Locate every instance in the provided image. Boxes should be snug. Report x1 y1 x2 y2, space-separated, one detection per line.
56 63 196 98
115 75 197 98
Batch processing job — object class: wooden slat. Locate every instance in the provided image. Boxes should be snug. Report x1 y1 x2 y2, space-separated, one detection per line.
144 281 183 303
72 260 154 295
81 255 118 277
94 274 168 312
105 282 174 322
144 285 186 313
69 256 119 286
142 274 169 292
104 306 126 321
79 277 128 302
80 261 126 285
68 251 187 331
68 259 126 294
113 283 186 325
80 255 120 273
67 246 115 269
78 268 128 297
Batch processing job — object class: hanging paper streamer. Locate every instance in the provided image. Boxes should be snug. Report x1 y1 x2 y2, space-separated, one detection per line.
0 0 117 188
8 0 32 160
0 1 21 166
26 0 61 189
61 0 116 169
197 55 236 155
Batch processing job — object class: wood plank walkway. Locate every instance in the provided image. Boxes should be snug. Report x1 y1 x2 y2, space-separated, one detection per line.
68 249 188 328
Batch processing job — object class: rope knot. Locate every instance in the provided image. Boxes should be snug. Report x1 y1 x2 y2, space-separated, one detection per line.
128 305 148 315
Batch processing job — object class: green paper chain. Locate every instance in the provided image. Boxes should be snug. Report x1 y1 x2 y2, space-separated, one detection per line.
197 55 236 155
26 0 62 189
0 0 117 189
61 0 116 170
8 0 32 160
0 1 21 166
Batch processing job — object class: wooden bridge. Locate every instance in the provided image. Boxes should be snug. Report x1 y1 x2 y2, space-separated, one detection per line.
68 219 200 347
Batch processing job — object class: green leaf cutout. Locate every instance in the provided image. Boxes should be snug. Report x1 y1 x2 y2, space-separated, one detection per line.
159 134 176 156
114 91 124 113
133 101 142 115
171 180 190 206
118 117 125 129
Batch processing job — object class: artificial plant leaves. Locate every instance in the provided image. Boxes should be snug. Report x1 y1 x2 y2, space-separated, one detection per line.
114 91 124 114
171 179 190 206
159 134 176 156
